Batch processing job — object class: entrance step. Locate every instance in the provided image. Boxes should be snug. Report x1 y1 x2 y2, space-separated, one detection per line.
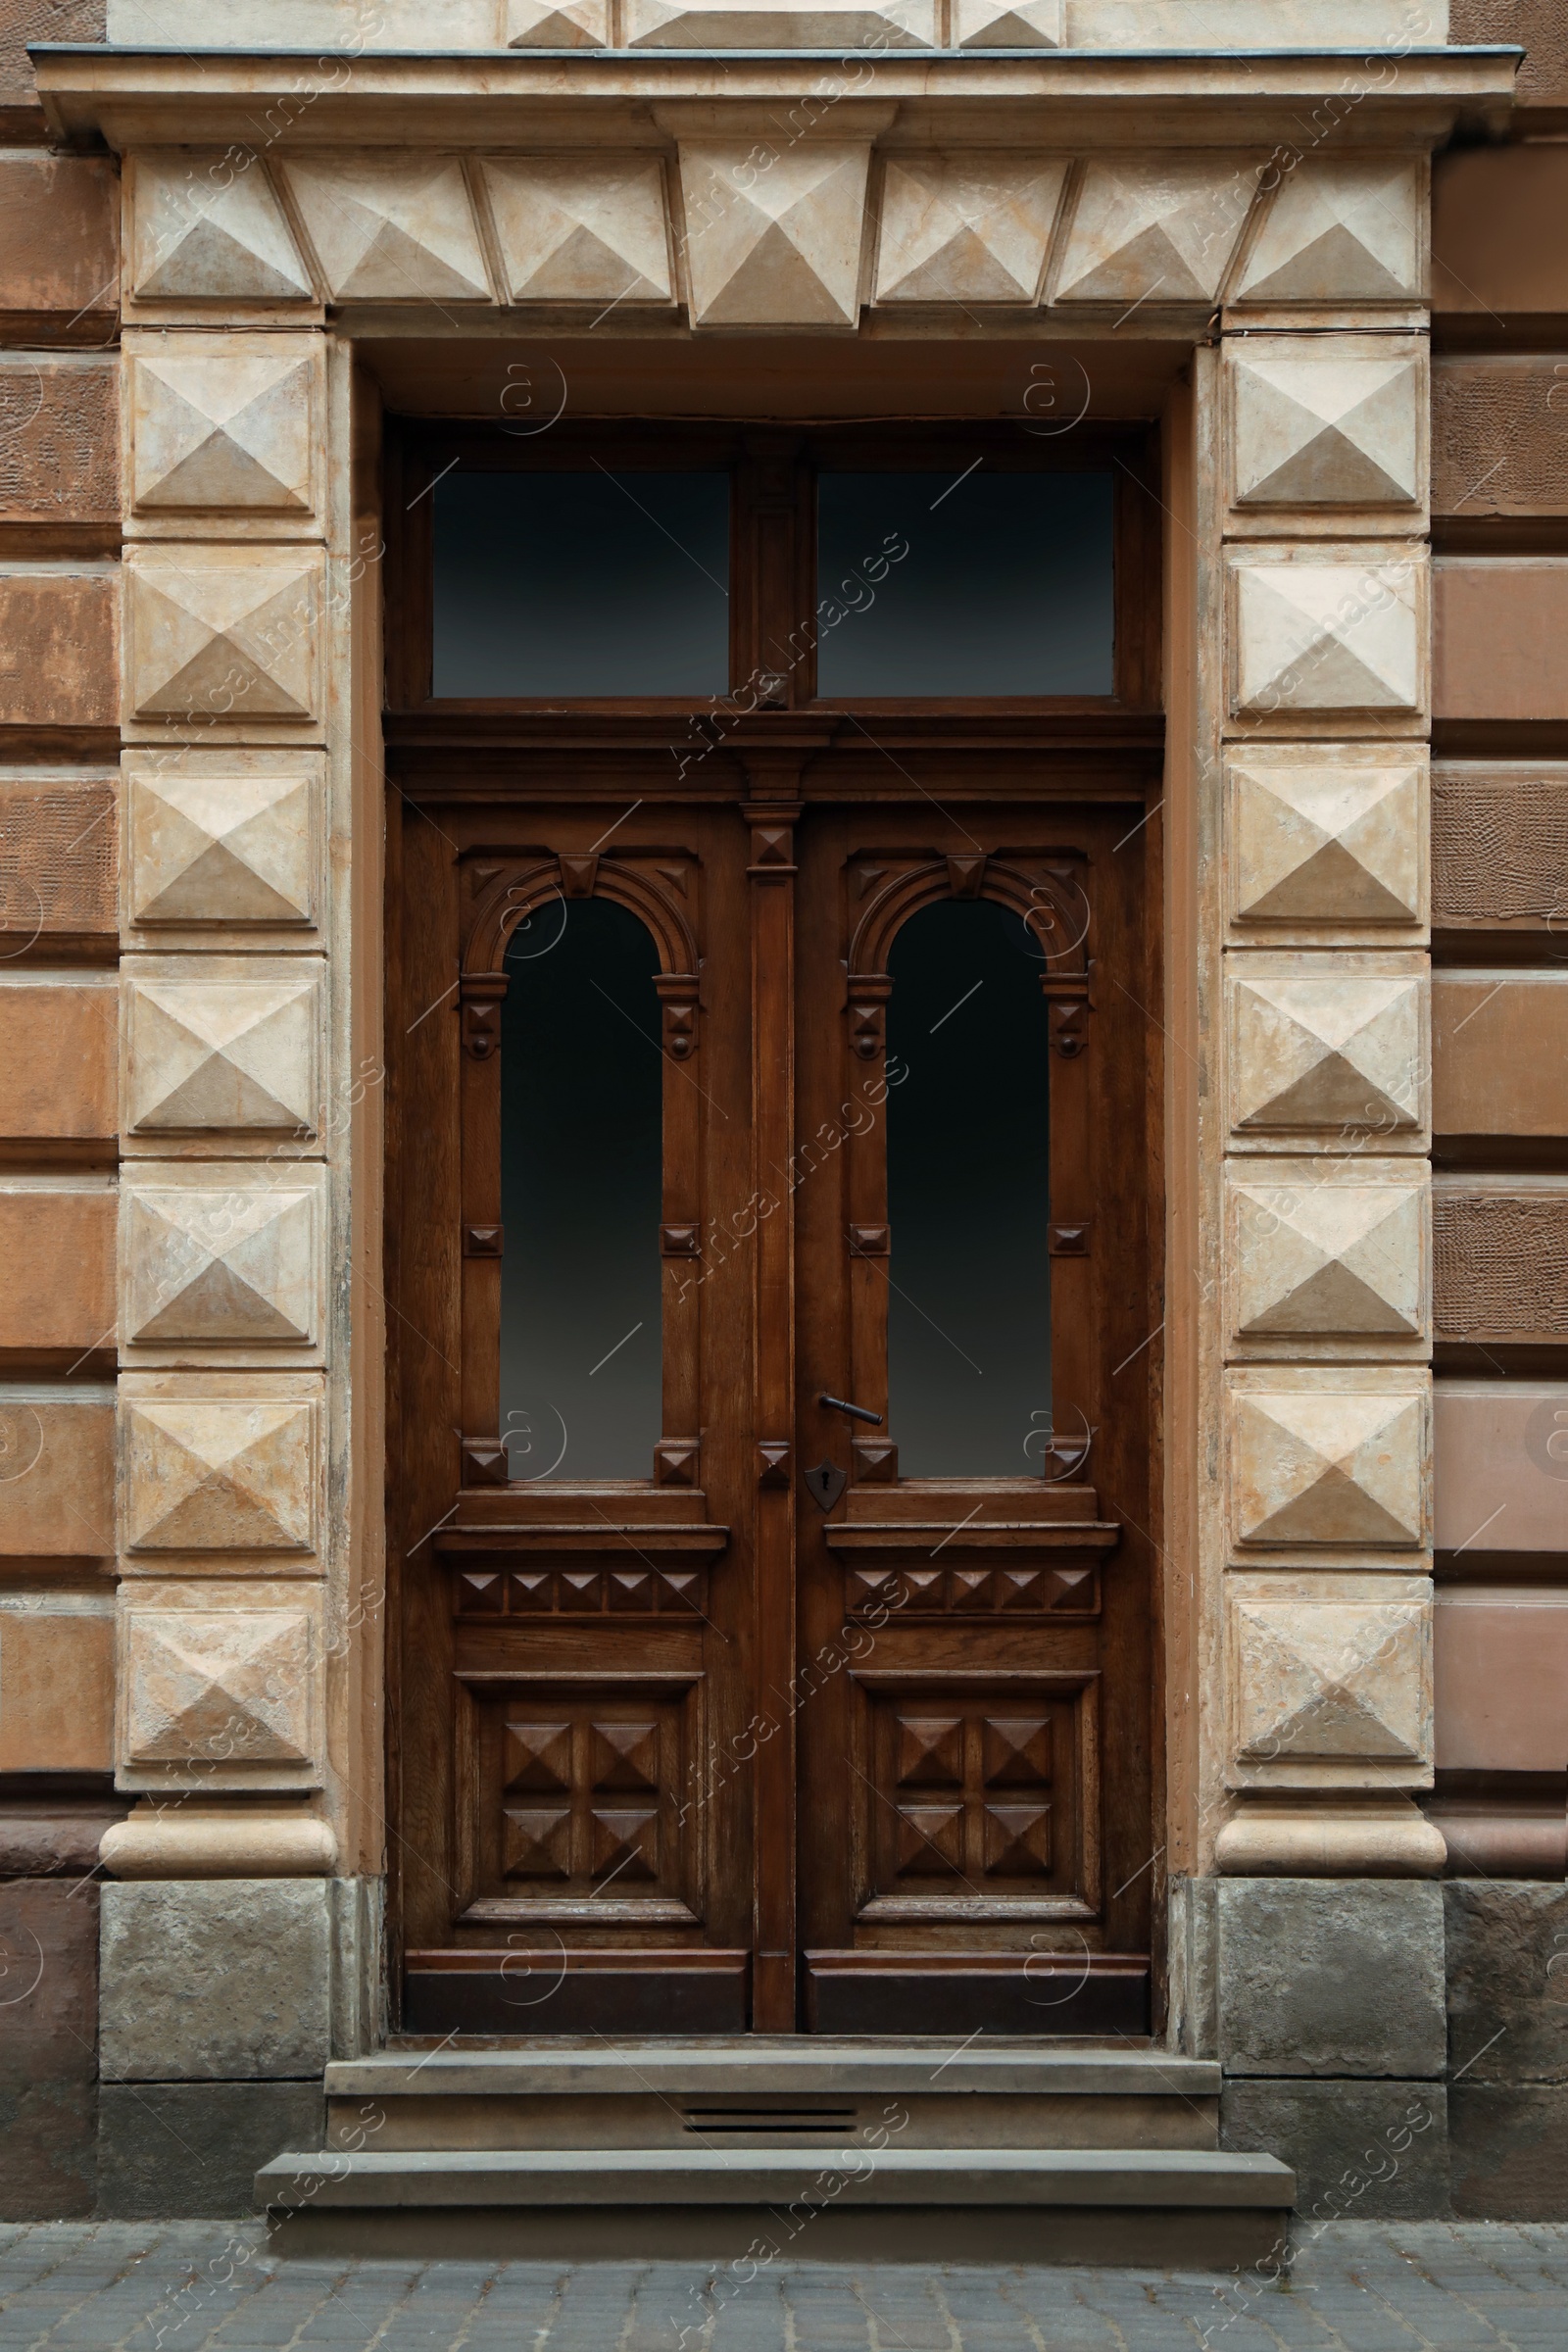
321 2039 1224 2153
258 2041 1295 2264
256 2145 1295 2267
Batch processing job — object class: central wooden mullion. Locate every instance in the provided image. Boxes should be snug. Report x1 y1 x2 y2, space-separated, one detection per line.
745 783 802 2032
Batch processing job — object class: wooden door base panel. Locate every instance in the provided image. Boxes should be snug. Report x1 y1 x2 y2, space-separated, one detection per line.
804 1953 1151 2039
405 1950 751 2036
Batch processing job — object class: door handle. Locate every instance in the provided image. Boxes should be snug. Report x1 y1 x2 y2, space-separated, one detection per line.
818 1393 883 1427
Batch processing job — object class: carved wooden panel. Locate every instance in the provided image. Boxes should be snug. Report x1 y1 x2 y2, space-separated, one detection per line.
1434 1180 1568 1346
454 1566 707 1617
1430 765 1568 930
1432 357 1568 516
846 1563 1101 1617
0 776 116 942
462 1681 701 1925
854 1678 1097 1920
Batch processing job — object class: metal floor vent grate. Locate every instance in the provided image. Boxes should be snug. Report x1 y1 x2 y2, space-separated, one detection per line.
681 2107 860 2134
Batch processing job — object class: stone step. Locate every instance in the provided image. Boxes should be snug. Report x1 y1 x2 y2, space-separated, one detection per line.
257 2144 1295 2267
323 2041 1224 2153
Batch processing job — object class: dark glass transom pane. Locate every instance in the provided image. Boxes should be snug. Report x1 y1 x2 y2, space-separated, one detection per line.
433 470 730 697
885 900 1052 1477
815 469 1114 698
500 898 662 1480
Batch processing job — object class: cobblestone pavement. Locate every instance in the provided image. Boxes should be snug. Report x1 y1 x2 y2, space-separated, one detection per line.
2 2223 1567 2351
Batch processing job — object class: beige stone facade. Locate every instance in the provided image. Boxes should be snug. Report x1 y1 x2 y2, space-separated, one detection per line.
1 0 1566 2235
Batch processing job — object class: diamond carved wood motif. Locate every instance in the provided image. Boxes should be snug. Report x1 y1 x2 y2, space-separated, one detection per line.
866 1690 1084 1903
478 1692 693 1917
846 1563 1101 1615
455 1566 707 1616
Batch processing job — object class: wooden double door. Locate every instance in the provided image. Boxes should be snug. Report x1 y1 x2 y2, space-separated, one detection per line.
389 774 1157 2036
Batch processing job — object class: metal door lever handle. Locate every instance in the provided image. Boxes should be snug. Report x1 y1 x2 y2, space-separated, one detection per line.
818 1393 884 1426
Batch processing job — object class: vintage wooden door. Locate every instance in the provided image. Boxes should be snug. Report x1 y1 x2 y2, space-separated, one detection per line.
386 422 1161 2035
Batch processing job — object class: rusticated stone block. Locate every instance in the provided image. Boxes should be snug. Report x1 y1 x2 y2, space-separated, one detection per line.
1435 561 1568 720
1055 155 1258 308
1222 2081 1447 2222
1228 1370 1430 1553
1228 339 1423 514
1451 0 1568 111
123 544 322 728
127 332 323 527
122 957 323 1141
1434 146 1568 316
122 1386 319 1550
122 1166 324 1356
0 1880 99 2223
1433 972 1568 1138
1225 1573 1432 1793
1231 156 1421 307
282 154 491 303
0 153 118 325
1228 551 1426 723
871 152 1066 309
1434 1382 1568 1555
1433 359 1568 517
1435 1587 1568 1773
99 1878 331 2080
1446 1884 1568 2085
1227 956 1427 1146
1435 1179 1568 1345
0 1600 114 1771
98 2081 322 2220
0 977 116 1138
0 357 118 523
1217 1878 1446 2078
0 569 119 730
121 1601 318 1777
124 753 321 935
1431 764 1568 930
0 1182 115 1353
1227 746 1426 937
0 1389 115 1558
482 155 674 307
0 773 117 943
675 140 872 330
1228 1162 1428 1347
0 3 105 125
1450 2086 1568 2220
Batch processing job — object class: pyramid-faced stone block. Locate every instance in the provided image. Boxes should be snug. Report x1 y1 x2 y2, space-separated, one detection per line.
874 154 1068 306
1229 960 1426 1142
627 1 936 43
1054 156 1261 308
1230 1169 1428 1343
125 545 324 725
1230 1377 1430 1551
122 1172 323 1351
125 767 318 932
1233 158 1422 306
1228 751 1425 931
678 141 872 328
1230 553 1425 718
122 1395 318 1551
123 962 322 1138
1227 1578 1432 1786
282 157 491 304
506 0 610 41
956 0 1062 44
128 335 321 520
481 157 672 306
1231 351 1421 509
122 1603 317 1770
130 154 314 304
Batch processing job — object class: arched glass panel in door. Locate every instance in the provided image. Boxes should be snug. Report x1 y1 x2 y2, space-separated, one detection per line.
499 896 663 1480
884 898 1053 1477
